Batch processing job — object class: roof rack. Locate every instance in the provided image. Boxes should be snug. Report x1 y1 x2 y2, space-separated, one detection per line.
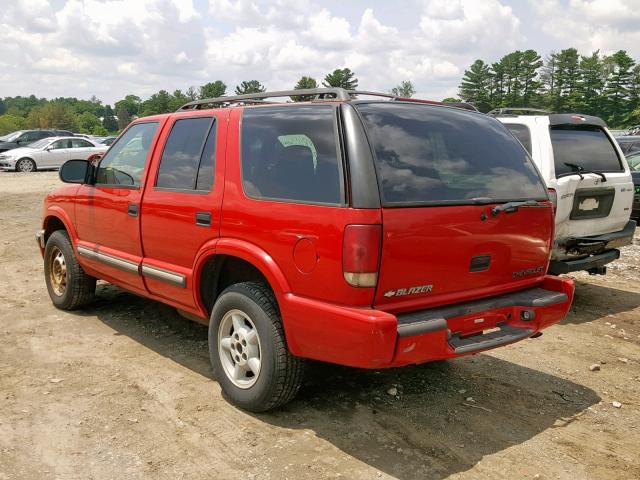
487 107 552 117
177 87 481 112
179 88 352 110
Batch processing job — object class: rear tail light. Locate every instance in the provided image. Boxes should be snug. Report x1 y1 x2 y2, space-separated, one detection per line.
548 188 557 215
343 224 382 288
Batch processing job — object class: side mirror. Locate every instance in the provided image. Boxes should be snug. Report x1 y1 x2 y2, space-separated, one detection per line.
59 159 91 184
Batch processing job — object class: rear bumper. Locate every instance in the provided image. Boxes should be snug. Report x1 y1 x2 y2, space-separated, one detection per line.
549 219 636 274
280 275 574 369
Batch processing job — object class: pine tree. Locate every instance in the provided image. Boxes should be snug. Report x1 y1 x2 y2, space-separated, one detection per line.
199 81 227 99
603 50 636 126
578 51 605 115
554 48 581 112
391 80 416 98
322 68 358 90
459 60 492 111
520 49 543 106
102 105 117 132
234 80 266 95
291 76 318 101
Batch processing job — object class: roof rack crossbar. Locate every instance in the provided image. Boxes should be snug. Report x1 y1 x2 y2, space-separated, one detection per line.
178 88 352 110
487 107 552 116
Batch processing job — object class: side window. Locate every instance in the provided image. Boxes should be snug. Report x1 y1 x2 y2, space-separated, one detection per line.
71 139 93 148
629 142 640 154
95 122 159 186
241 105 343 204
20 132 37 143
51 140 71 149
505 124 532 155
156 117 215 190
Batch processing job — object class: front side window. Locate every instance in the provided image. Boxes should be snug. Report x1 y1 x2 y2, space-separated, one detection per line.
504 123 532 155
241 105 343 204
357 103 547 205
96 122 159 186
551 126 623 177
156 117 215 190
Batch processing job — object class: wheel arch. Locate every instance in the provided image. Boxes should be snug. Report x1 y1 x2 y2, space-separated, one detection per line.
194 238 291 316
42 207 78 246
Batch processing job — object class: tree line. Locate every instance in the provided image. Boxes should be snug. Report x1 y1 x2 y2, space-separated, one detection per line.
458 48 640 127
0 68 361 136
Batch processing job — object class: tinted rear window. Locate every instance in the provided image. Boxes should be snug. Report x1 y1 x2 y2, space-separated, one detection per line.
551 126 622 177
356 103 546 205
241 105 343 205
504 123 532 154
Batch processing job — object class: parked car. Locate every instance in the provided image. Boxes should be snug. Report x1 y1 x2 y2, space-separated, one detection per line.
0 129 74 153
38 88 574 412
615 135 640 156
0 136 108 172
100 136 117 146
494 109 636 275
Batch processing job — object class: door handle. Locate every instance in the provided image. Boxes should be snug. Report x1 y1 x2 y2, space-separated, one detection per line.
195 211 212 226
128 204 138 217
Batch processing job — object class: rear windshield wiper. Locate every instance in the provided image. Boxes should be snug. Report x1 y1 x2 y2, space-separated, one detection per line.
491 200 540 217
563 162 607 182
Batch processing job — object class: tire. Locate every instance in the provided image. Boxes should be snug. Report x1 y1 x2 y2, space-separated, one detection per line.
16 158 36 172
209 281 305 412
44 230 96 310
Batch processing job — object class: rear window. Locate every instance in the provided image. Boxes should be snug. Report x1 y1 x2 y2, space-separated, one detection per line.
241 105 343 205
356 103 546 205
551 126 623 177
504 123 532 154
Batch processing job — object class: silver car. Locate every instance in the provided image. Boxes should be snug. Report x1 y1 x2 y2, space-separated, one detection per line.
0 137 109 172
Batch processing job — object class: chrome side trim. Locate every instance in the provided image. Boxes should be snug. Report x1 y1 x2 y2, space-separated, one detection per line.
141 264 186 288
77 245 140 275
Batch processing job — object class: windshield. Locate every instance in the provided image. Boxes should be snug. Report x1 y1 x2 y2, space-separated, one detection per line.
356 102 547 205
551 126 623 177
3 131 25 142
29 138 53 149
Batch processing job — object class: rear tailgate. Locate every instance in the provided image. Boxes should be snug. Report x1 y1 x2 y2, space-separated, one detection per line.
376 203 553 311
354 102 552 312
548 115 634 241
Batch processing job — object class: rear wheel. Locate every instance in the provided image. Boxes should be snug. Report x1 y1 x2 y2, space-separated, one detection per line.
209 282 304 412
44 230 96 310
16 158 36 172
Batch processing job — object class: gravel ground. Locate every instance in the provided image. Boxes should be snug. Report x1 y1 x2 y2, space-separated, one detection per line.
0 171 639 480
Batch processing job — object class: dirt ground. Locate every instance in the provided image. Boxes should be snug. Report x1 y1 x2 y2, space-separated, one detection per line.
1 171 639 480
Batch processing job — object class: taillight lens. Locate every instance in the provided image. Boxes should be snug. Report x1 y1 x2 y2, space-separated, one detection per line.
343 224 382 288
548 188 557 215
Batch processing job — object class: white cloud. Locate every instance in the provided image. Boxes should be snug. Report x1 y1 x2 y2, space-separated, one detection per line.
529 0 640 57
0 0 638 105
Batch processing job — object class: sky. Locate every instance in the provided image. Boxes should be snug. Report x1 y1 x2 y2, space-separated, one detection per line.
1 0 640 105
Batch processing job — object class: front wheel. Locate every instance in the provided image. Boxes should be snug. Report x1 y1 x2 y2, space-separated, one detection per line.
44 230 96 310
209 282 304 412
16 158 36 172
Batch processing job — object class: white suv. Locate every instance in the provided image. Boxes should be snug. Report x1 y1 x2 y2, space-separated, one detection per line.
493 109 636 275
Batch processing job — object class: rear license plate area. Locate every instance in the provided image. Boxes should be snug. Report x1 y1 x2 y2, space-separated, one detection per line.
570 187 615 220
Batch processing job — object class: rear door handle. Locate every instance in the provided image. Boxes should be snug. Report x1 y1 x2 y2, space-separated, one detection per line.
128 204 138 217
195 211 212 226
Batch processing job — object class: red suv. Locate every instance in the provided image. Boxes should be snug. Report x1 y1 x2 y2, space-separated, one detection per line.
38 88 574 411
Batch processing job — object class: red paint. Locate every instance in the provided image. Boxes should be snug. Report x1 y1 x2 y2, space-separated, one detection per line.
40 100 575 370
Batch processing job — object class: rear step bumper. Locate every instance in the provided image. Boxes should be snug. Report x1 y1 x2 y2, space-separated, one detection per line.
549 220 636 274
280 275 574 369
